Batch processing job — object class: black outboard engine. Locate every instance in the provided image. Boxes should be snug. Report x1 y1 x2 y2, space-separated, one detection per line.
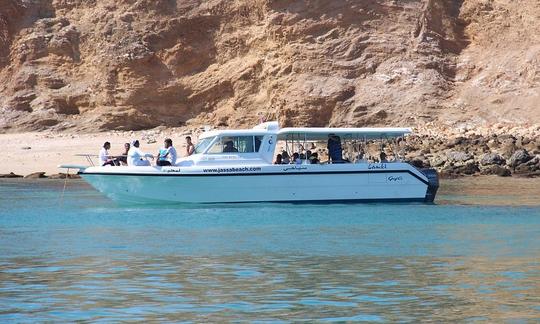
421 168 439 203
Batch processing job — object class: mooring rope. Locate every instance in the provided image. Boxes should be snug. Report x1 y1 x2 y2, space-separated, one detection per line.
59 168 70 204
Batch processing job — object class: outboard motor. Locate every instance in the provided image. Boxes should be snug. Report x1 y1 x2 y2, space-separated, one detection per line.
421 168 439 203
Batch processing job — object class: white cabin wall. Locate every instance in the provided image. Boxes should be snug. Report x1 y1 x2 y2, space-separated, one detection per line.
258 134 277 164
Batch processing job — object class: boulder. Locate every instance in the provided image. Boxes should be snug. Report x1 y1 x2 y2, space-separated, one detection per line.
508 149 532 167
524 155 540 169
442 161 479 176
456 161 480 175
513 156 540 176
445 137 466 149
480 165 511 177
24 172 47 179
446 151 473 163
0 172 23 178
407 158 430 168
480 153 505 166
500 142 517 159
430 155 447 167
47 173 81 179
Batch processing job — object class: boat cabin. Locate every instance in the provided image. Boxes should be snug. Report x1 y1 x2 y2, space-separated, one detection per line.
178 122 412 167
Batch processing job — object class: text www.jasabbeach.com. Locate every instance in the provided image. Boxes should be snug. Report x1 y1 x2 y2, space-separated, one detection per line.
202 166 262 173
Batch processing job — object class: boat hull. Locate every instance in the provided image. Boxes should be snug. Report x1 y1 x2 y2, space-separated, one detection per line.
80 164 436 204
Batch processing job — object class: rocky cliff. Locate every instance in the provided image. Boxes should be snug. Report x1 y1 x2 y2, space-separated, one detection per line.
0 0 538 132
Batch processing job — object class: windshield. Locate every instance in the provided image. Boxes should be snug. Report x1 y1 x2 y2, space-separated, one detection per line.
194 136 215 154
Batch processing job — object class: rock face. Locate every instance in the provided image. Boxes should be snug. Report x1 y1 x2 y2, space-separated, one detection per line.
0 0 538 132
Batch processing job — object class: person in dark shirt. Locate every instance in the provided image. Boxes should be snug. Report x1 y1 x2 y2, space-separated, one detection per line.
274 154 283 164
309 152 320 164
292 152 300 164
223 140 238 153
327 134 343 163
116 143 130 165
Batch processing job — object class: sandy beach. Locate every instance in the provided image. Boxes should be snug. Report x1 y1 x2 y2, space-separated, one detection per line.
0 128 194 176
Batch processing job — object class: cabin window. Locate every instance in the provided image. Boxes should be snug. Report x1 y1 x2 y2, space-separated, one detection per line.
194 136 215 154
207 136 263 154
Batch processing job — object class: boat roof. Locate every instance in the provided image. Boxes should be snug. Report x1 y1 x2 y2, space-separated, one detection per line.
199 129 271 139
277 127 412 140
199 122 412 140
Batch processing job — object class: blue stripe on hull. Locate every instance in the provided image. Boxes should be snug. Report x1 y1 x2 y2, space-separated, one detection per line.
207 198 430 204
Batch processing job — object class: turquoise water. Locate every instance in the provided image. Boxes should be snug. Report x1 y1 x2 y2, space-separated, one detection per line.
1 179 539 322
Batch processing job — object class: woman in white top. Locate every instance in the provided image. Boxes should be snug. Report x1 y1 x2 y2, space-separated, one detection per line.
127 140 154 166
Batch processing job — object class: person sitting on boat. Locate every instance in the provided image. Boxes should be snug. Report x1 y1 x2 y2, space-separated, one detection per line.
116 142 130 165
379 151 388 163
355 147 366 163
156 138 177 166
274 154 283 165
309 152 320 164
327 134 343 163
255 136 262 152
99 142 118 166
127 140 153 166
185 136 195 156
292 152 301 164
223 140 238 153
281 151 290 164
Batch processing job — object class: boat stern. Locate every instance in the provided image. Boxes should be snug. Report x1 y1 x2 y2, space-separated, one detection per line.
421 168 439 203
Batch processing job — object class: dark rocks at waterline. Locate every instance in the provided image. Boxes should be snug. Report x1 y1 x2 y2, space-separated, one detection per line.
480 165 512 177
407 158 430 169
0 172 23 178
480 153 505 166
508 149 532 167
440 162 480 178
2 172 81 179
24 172 47 179
47 173 81 179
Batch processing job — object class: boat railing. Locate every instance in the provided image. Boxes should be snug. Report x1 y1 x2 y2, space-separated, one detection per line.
74 154 98 166
74 153 130 167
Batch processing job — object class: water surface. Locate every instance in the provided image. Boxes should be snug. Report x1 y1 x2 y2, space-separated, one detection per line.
0 178 539 322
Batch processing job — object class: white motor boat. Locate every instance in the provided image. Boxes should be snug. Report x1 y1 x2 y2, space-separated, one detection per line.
60 122 439 204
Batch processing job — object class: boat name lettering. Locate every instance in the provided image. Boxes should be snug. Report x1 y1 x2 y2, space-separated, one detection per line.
283 166 307 171
368 163 387 169
163 167 182 173
205 155 238 161
387 176 403 182
202 166 262 173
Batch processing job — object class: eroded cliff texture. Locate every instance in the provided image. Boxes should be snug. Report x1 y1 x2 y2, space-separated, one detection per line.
0 0 538 131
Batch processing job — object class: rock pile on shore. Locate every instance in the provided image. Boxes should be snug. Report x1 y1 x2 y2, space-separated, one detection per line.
404 133 540 178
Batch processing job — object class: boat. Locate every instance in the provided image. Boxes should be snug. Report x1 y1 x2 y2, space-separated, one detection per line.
60 121 439 204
